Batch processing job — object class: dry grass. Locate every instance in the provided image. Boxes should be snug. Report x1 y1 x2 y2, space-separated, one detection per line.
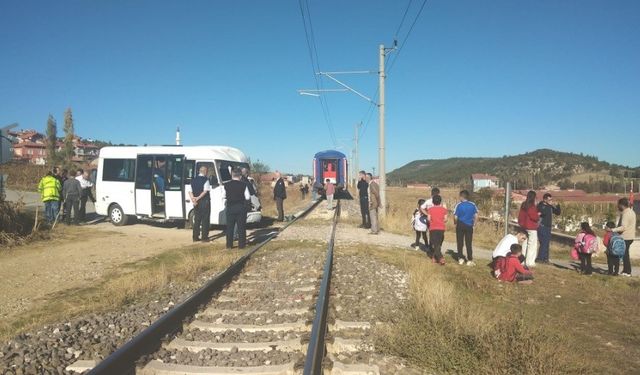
339 244 640 374
0 162 49 191
0 197 49 248
258 183 311 218
0 243 239 341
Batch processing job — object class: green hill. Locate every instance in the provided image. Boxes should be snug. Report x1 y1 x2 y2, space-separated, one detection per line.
388 149 639 191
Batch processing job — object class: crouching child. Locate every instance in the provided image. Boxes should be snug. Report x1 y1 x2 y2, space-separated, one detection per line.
498 244 534 284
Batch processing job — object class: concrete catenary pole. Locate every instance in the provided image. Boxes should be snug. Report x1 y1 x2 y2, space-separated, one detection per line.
354 122 360 187
378 44 387 218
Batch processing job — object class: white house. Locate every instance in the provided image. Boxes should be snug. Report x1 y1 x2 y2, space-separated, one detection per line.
471 173 499 192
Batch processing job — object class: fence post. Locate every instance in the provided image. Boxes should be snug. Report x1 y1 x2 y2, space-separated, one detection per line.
504 182 511 237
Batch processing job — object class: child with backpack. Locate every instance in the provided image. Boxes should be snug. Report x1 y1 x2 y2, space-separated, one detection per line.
411 199 428 251
427 195 448 265
574 222 598 275
498 244 534 283
604 221 626 276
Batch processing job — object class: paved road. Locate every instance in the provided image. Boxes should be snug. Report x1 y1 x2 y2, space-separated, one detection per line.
5 189 96 215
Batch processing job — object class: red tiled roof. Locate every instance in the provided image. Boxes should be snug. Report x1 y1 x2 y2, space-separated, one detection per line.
471 173 499 180
13 142 46 148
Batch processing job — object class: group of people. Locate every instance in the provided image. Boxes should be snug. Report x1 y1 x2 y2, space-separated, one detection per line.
356 171 381 234
189 166 256 250
571 198 636 276
38 167 95 226
411 188 479 266
408 187 637 283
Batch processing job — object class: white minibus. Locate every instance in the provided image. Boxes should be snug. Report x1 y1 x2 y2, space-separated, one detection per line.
95 146 261 226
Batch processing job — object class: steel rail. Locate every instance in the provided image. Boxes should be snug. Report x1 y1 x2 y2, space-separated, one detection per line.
88 200 321 375
303 200 340 375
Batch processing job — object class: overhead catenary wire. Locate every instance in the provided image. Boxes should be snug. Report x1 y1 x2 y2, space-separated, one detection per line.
298 0 337 146
394 0 414 39
360 1 424 140
387 0 428 74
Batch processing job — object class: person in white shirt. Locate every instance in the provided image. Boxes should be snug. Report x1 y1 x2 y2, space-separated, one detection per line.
76 170 95 222
493 229 529 258
492 229 528 278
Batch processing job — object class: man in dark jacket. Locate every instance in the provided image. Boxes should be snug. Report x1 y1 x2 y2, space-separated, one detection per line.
224 168 251 249
536 193 561 264
357 170 370 228
62 171 82 225
273 172 287 221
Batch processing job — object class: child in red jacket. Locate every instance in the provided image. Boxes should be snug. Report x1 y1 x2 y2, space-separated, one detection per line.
498 244 534 284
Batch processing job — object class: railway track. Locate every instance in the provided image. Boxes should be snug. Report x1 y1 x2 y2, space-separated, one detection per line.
80 200 373 375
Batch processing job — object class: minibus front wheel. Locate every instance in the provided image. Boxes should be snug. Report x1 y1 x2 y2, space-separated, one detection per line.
109 204 129 226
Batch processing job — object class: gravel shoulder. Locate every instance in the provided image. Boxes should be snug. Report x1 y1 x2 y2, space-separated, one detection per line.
0 220 275 321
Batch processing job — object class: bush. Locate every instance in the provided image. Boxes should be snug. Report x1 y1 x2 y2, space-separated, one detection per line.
0 198 47 248
374 263 585 374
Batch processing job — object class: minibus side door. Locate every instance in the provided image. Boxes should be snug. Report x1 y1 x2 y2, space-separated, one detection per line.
135 155 153 216
164 155 185 219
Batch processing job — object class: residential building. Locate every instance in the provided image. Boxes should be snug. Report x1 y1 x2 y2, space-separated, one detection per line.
471 173 499 192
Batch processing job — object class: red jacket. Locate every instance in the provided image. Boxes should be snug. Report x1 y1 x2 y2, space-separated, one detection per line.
518 204 540 230
603 232 612 248
498 254 532 282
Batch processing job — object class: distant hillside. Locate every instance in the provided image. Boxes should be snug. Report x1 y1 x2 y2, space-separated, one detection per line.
388 149 640 191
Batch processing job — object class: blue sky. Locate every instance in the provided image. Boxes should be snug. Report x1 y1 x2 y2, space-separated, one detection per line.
1 0 639 174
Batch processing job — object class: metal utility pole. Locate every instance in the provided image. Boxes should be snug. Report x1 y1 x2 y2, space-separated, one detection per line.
504 182 512 236
378 44 387 218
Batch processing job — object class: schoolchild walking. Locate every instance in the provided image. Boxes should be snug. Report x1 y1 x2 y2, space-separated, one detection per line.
427 195 447 265
574 222 598 275
604 221 626 276
411 199 428 250
325 179 335 210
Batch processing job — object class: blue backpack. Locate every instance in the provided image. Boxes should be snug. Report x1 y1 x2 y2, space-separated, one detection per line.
609 234 626 258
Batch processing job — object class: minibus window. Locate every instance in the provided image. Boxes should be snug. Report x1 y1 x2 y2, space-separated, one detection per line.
195 162 218 187
103 159 135 182
166 156 184 191
184 160 195 184
136 156 154 189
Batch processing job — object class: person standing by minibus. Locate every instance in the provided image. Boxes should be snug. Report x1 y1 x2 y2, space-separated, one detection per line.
38 171 61 225
274 172 287 221
536 193 561 264
189 165 211 242
224 168 251 249
357 171 370 229
62 170 82 225
77 170 95 222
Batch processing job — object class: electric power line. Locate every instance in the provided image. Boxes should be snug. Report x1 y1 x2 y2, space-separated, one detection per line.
394 0 414 39
298 0 337 146
387 0 428 74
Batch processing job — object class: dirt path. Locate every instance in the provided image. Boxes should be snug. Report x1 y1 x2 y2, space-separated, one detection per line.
0 222 228 320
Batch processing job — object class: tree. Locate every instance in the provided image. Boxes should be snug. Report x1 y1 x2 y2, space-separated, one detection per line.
251 159 270 174
45 114 58 165
63 108 75 165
